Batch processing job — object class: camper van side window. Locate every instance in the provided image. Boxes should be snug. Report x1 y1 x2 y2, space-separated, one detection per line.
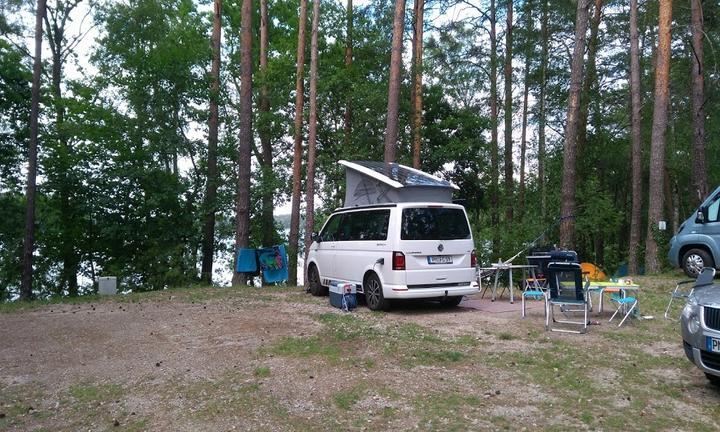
352 210 390 240
320 215 342 242
337 210 390 241
708 199 720 223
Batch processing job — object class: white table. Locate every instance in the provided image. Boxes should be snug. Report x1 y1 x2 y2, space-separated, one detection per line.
478 263 538 304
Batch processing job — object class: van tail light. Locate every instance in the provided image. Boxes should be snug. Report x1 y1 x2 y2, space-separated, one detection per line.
471 250 477 268
392 251 406 270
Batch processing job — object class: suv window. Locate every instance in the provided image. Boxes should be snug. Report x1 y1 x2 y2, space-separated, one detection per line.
320 214 342 241
337 210 390 241
401 207 471 240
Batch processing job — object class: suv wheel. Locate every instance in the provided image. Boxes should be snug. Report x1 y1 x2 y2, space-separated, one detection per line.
364 273 390 311
307 264 327 296
682 249 714 278
705 373 720 386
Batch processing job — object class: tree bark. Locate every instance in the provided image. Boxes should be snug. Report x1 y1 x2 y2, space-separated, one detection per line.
304 0 320 284
20 0 47 300
644 0 672 273
383 0 406 163
691 0 708 206
411 0 424 169
559 0 590 250
538 0 548 220
628 0 643 275
258 0 275 251
343 0 353 149
201 0 222 284
490 0 499 255
576 0 602 156
45 0 82 296
232 0 253 286
288 0 308 286
503 0 513 222
518 0 532 218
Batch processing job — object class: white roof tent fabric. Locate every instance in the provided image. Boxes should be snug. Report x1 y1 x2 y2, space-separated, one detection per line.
339 160 459 207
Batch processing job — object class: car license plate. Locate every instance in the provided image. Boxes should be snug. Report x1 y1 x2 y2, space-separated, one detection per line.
428 255 452 265
707 337 720 353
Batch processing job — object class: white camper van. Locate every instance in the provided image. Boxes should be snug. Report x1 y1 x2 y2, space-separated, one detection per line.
305 161 478 310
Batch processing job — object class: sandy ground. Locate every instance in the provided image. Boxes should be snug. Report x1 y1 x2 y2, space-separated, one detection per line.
1 285 719 431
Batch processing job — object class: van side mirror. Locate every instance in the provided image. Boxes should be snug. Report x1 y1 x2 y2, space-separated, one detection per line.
697 209 705 223
312 232 321 243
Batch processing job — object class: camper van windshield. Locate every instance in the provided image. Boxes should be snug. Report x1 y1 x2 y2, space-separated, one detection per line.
401 208 471 240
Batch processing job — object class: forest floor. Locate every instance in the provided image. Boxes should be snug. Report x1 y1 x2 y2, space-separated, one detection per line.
1 274 720 431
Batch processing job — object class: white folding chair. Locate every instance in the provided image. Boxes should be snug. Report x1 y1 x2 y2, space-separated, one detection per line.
664 267 716 320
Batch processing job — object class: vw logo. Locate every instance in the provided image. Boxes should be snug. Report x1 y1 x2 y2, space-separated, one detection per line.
437 244 444 252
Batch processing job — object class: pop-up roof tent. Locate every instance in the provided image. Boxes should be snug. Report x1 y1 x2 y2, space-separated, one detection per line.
339 160 459 207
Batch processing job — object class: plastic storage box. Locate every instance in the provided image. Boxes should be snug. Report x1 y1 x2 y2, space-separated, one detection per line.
329 281 356 310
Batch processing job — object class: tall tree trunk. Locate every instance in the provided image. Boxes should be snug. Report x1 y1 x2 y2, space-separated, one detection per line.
691 0 708 206
259 0 275 251
503 0 513 222
201 0 222 284
411 0 424 169
232 0 253 286
45 0 82 296
644 0 672 273
559 0 590 250
628 0 643 275
288 0 308 286
518 0 532 218
490 0 499 255
538 0 548 220
576 0 602 156
343 0 353 148
304 0 320 282
20 0 47 301
383 0 406 163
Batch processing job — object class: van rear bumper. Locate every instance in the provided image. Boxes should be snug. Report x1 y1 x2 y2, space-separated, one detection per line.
383 283 478 299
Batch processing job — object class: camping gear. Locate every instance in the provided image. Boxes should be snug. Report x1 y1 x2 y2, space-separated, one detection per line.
545 262 590 334
609 293 638 327
339 160 458 207
665 267 716 320
329 281 356 311
580 262 607 281
236 248 258 273
521 288 547 318
235 245 288 283
257 245 289 284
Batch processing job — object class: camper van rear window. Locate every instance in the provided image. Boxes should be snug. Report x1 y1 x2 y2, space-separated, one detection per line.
401 208 471 240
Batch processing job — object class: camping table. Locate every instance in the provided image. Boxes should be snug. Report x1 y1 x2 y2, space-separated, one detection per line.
478 263 538 304
585 281 640 313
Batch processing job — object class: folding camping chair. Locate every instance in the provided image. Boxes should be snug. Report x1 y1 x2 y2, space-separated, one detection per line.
545 262 590 334
608 292 638 327
664 267 716 320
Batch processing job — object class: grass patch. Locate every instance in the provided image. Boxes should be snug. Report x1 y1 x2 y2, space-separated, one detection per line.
254 366 271 377
497 332 515 341
68 382 124 404
269 336 342 362
332 385 365 410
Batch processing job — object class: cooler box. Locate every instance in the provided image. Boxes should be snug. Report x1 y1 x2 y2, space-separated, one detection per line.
329 281 356 309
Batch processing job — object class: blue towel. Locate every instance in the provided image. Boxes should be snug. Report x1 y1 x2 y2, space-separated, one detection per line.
263 245 289 284
236 248 258 273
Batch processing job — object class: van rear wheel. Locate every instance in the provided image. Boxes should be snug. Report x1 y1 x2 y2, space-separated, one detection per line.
364 273 390 311
682 249 714 278
438 296 463 307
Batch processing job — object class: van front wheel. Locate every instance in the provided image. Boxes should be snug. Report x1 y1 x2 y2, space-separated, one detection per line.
364 273 390 311
682 249 714 278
